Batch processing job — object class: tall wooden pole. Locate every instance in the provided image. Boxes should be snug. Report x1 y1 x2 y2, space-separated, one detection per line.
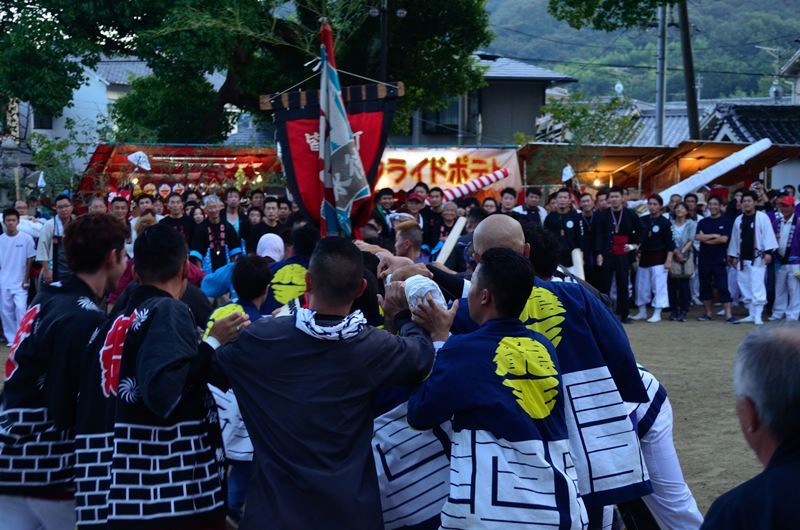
379 0 388 82
655 6 667 145
679 0 700 139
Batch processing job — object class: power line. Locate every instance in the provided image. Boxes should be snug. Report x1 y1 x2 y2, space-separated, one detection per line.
492 25 635 50
491 24 800 53
486 50 786 78
563 30 629 79
695 33 800 50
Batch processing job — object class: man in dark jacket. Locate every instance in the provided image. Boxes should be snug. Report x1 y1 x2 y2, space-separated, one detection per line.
216 237 453 530
594 186 642 322
0 214 129 530
702 324 800 529
74 225 246 530
544 187 585 274
632 194 674 323
190 195 242 272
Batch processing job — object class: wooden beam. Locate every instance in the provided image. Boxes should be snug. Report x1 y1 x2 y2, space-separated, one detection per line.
260 81 404 111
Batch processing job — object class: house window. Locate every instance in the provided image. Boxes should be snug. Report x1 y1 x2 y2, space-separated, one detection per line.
33 111 53 130
423 98 459 135
422 92 480 136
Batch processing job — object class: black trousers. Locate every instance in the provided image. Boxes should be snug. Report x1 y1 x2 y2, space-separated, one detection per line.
585 264 604 293
599 254 632 319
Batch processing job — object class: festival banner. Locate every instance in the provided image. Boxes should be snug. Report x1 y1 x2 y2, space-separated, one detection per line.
269 22 400 233
375 147 522 193
318 21 371 237
275 96 397 232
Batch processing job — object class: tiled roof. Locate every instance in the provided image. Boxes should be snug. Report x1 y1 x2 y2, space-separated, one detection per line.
225 128 273 146
225 114 275 147
96 57 151 85
95 56 227 90
476 53 576 83
702 104 800 145
667 96 794 111
628 108 692 147
626 98 796 146
781 48 800 76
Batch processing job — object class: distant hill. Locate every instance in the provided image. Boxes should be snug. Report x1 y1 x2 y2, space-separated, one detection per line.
486 0 800 102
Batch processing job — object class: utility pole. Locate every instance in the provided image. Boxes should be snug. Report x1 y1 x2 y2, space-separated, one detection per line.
655 5 667 145
696 74 703 101
379 0 388 82
457 95 465 146
756 46 787 101
14 165 21 201
678 0 700 139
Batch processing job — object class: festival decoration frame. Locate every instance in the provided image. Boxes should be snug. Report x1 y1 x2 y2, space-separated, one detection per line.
262 20 403 234
266 82 402 232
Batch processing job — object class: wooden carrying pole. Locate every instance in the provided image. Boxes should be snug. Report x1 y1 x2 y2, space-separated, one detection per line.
435 216 468 265
261 81 404 111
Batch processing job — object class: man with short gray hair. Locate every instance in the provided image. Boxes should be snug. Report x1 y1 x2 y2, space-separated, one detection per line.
87 196 107 214
190 194 242 272
702 323 800 529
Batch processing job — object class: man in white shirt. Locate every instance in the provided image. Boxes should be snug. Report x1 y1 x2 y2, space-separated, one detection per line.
36 193 75 284
512 187 548 226
12 200 43 241
0 208 36 346
0 201 43 242
770 194 800 321
129 194 164 254
728 191 778 325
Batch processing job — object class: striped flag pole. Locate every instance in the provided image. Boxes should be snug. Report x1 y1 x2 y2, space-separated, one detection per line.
441 168 509 203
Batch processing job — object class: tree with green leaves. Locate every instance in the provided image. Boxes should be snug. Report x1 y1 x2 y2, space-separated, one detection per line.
547 0 678 31
488 0 793 102
517 93 641 184
1 0 492 143
27 116 115 197
541 94 640 144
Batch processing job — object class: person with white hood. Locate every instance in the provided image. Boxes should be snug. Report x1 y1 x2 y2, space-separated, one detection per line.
256 233 286 264
727 190 778 325
200 233 285 298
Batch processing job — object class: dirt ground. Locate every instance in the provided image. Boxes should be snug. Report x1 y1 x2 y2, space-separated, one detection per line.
0 306 761 515
625 305 761 513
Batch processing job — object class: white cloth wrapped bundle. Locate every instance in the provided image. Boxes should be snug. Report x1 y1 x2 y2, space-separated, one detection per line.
404 275 447 312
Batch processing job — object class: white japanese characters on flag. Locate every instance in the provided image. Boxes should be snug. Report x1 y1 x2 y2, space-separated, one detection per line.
305 131 364 153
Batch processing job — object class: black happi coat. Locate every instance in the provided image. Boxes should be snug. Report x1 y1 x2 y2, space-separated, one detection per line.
216 314 436 530
594 208 642 257
544 209 585 267
158 215 195 246
639 215 675 266
190 218 242 271
75 285 175 527
99 287 225 529
0 276 106 497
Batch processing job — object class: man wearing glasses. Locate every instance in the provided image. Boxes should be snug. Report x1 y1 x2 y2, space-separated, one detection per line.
36 194 75 284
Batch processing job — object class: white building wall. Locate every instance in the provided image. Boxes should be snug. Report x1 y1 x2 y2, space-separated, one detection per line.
30 69 110 172
771 158 800 191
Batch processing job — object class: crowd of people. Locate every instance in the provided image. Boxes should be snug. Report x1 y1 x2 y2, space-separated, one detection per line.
364 179 800 327
0 178 798 530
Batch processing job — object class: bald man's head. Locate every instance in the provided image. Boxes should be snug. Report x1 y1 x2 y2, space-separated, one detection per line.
473 214 526 256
